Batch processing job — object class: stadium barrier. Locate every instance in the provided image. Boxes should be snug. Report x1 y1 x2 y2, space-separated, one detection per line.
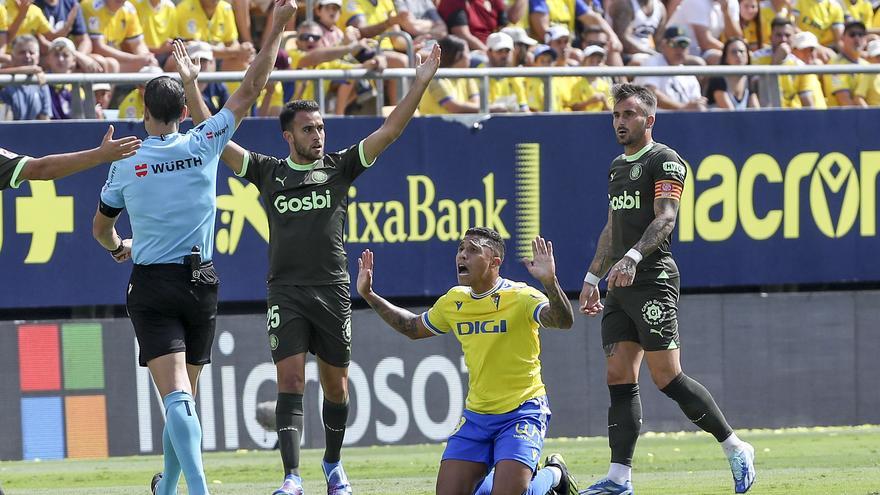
2 289 879 460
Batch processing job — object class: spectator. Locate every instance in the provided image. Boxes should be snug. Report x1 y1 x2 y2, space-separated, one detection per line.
4 0 52 41
788 31 827 107
337 0 408 100
393 0 447 40
607 0 666 64
118 65 162 118
93 81 111 118
176 0 253 64
0 4 10 65
438 0 507 51
842 0 873 27
756 0 793 47
822 20 868 107
667 0 741 62
858 39 880 105
417 35 488 114
186 41 228 114
44 36 83 118
315 0 346 47
792 0 843 58
739 0 760 49
566 44 612 111
482 31 529 112
82 0 157 71
524 43 572 111
528 0 623 64
753 17 824 108
633 26 707 110
705 37 759 108
0 35 51 120
547 24 583 65
501 25 537 65
131 0 177 69
35 0 110 73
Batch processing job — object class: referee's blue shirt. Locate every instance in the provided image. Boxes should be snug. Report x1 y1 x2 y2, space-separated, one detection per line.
100 108 236 265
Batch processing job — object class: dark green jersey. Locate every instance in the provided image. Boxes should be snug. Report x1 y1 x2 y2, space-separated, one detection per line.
608 141 686 278
0 148 29 190
240 141 373 286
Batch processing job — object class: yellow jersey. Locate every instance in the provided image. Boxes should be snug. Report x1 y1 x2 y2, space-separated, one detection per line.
566 76 612 111
83 0 143 47
753 49 826 108
525 76 572 112
822 53 868 107
118 88 144 119
418 78 480 115
176 0 237 44
132 0 177 49
0 0 51 37
858 74 880 106
844 0 873 25
757 1 794 47
543 0 579 34
793 0 843 47
338 0 396 49
225 81 284 112
874 7 880 28
421 279 549 414
288 48 359 102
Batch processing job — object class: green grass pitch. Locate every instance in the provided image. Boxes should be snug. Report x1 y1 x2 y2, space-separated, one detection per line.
2 426 879 494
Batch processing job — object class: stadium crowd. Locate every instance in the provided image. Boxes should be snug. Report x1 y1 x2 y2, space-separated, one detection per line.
1 0 880 119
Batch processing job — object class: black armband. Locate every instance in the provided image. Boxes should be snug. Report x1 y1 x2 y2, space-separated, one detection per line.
98 200 123 218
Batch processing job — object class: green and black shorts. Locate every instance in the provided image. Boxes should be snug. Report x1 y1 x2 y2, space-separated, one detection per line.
601 277 681 353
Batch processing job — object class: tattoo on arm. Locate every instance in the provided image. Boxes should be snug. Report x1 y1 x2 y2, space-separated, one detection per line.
633 197 679 257
588 210 615 277
540 277 574 329
365 294 426 339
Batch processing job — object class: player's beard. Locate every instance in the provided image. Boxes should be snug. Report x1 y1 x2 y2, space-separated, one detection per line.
616 123 644 146
294 139 324 161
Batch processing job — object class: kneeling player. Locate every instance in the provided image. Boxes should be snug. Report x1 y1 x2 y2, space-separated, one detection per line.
357 228 579 495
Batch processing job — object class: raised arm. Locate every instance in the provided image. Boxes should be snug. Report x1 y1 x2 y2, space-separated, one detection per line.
21 125 141 181
522 236 574 329
361 43 440 164
606 197 678 289
357 249 436 339
223 0 297 125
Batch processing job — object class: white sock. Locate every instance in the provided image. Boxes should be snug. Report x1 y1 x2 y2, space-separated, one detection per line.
547 466 562 486
721 432 745 455
607 463 631 484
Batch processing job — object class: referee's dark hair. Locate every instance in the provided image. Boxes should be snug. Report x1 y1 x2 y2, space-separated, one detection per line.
611 83 657 116
464 227 505 261
144 76 185 124
280 100 321 132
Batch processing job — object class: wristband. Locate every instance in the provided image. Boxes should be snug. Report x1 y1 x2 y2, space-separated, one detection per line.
625 248 643 264
110 242 124 256
584 272 601 286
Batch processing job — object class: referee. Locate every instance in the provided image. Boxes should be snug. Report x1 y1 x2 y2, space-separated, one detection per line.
177 42 442 495
90 1 298 493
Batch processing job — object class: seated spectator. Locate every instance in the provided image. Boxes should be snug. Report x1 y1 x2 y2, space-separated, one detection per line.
858 39 880 106
529 0 624 64
667 0 741 63
823 20 868 107
753 17 824 107
418 35 490 114
500 25 537 65
176 0 253 65
438 0 507 51
788 31 826 107
793 0 843 58
843 0 873 26
131 0 177 69
705 37 759 108
92 81 111 118
82 0 157 71
566 44 612 110
481 32 529 112
524 43 572 111
0 3 10 65
756 0 793 47
118 64 161 118
739 0 761 49
546 25 582 65
0 35 51 119
315 0 346 47
394 0 447 41
608 0 666 64
187 41 228 114
44 36 84 118
633 26 707 110
35 0 112 73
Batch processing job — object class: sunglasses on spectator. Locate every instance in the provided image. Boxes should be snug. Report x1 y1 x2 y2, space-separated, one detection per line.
298 33 322 42
667 39 690 48
847 31 866 38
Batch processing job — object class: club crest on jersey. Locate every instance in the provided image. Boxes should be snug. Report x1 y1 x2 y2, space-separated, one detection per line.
629 163 642 180
641 299 664 324
310 170 329 184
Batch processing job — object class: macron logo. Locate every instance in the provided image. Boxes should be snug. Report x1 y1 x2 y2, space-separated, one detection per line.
135 164 148 178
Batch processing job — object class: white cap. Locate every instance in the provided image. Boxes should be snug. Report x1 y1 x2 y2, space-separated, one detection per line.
486 32 514 52
867 39 880 57
318 0 342 6
139 65 163 74
546 25 570 42
50 37 75 53
791 31 819 50
500 26 537 46
93 83 111 91
583 45 606 57
187 41 214 61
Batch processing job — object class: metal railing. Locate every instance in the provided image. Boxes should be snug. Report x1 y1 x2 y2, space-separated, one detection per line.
3 64 880 118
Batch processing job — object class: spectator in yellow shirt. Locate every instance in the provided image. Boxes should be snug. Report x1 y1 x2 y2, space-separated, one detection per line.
117 65 162 118
788 30 827 108
858 39 880 106
418 35 490 115
843 0 873 26
793 0 843 59
131 0 177 68
176 0 253 64
483 32 529 112
0 4 10 64
739 0 761 49
525 44 573 112
753 17 824 108
82 0 157 71
567 45 613 111
756 0 794 47
822 20 868 107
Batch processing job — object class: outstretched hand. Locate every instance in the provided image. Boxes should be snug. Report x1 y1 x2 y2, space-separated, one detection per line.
172 39 199 85
521 236 557 286
414 43 440 85
98 125 142 162
356 249 375 298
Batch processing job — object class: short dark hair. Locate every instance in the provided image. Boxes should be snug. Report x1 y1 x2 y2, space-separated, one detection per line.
279 99 321 132
439 35 467 68
144 76 185 124
770 16 793 29
611 83 657 115
464 227 505 261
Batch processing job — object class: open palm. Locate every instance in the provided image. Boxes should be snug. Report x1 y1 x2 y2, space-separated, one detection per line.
172 40 199 85
414 43 441 85
522 236 557 286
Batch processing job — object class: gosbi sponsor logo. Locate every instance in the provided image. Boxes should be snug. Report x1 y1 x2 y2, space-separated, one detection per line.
18 323 108 459
274 189 332 213
677 151 880 241
609 190 641 211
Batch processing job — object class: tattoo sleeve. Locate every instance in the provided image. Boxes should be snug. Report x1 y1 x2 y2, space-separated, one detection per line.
364 292 431 340
588 209 615 277
539 277 574 329
633 197 679 257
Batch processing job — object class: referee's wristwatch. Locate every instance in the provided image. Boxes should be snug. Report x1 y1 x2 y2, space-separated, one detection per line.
109 241 125 256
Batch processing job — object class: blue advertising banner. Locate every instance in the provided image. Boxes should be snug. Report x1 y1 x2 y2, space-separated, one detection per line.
0 109 877 308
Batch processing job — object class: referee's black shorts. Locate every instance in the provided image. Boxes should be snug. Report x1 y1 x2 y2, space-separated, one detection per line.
127 263 219 367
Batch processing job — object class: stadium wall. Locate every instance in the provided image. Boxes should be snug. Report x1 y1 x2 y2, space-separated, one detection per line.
0 109 878 309
2 291 879 461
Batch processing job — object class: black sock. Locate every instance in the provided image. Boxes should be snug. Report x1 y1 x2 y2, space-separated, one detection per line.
608 384 642 466
661 373 733 442
322 398 348 464
276 393 304 476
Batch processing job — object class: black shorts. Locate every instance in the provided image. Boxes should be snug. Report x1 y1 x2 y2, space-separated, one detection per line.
601 277 680 352
267 284 352 367
127 263 219 367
